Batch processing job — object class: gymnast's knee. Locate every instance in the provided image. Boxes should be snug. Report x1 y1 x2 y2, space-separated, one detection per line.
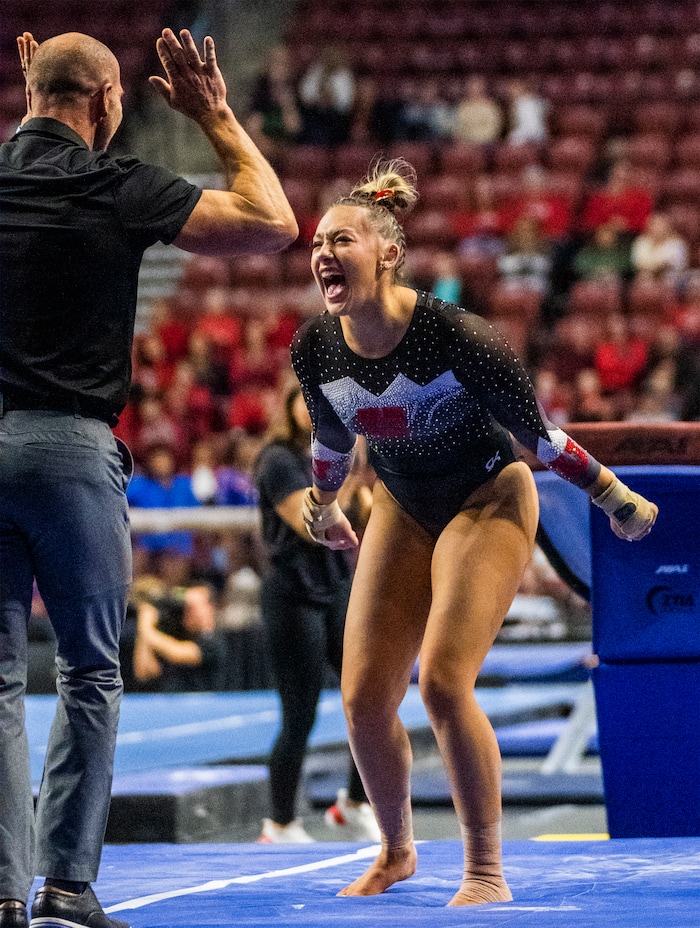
419 663 475 723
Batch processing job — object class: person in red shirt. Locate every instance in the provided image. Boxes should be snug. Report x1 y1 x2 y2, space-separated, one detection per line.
580 159 653 236
594 312 649 398
501 166 572 241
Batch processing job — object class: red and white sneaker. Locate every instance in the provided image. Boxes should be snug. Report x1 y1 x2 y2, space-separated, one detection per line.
324 789 381 843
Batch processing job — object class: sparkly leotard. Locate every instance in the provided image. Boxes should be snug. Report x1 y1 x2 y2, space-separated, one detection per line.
291 291 601 535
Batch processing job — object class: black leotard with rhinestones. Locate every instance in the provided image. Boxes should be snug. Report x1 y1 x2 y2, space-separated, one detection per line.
291 291 601 535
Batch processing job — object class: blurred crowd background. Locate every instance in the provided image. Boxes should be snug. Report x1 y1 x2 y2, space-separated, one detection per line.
5 0 698 688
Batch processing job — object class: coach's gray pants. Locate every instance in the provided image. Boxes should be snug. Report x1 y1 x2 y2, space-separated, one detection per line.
0 410 131 901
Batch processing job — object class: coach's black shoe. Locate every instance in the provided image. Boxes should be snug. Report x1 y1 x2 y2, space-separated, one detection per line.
0 901 28 928
30 885 130 928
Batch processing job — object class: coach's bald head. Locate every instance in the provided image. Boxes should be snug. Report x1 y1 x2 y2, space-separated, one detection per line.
26 33 123 150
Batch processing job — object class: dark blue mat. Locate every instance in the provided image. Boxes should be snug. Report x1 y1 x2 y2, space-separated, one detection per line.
31 838 699 927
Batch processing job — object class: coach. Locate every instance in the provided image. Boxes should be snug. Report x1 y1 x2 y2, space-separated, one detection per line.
0 27 296 928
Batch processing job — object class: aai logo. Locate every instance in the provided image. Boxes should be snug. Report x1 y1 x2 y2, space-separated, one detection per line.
645 585 697 616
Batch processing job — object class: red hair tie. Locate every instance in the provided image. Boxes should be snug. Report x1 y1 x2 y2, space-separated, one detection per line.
373 189 395 202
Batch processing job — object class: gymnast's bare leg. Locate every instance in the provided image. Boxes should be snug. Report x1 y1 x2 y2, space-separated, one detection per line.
339 463 538 904
338 479 433 896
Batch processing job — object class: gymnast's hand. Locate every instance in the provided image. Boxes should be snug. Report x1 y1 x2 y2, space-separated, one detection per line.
320 517 359 551
592 478 658 542
302 487 359 550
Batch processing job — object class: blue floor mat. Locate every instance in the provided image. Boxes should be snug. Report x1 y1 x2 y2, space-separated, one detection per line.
33 837 700 928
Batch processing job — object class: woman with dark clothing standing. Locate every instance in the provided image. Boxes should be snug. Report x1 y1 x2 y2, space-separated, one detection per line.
254 386 379 843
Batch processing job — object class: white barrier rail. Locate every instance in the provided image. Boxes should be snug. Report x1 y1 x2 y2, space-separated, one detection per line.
128 506 260 534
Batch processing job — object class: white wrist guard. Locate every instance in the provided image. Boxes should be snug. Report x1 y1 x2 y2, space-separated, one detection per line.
302 487 344 543
592 477 650 540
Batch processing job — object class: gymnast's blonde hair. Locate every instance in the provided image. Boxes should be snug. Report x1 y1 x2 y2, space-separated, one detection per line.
334 158 419 281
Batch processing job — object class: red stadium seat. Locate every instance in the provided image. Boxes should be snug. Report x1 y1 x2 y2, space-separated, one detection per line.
567 280 624 318
625 134 673 172
675 133 700 167
404 246 440 290
405 209 458 248
626 278 675 319
281 146 332 181
632 101 686 137
438 143 488 177
667 202 700 244
547 136 596 174
386 142 436 177
419 174 471 211
660 168 700 203
492 142 542 175
456 253 500 304
489 282 542 321
333 143 382 180
229 253 283 289
551 105 608 140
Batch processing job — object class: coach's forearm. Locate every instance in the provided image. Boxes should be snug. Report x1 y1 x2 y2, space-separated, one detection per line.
197 105 298 243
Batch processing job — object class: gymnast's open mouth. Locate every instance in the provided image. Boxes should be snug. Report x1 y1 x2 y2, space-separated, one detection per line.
320 269 347 300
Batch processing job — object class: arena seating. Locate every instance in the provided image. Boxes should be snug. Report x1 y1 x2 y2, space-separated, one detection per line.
0 1 175 139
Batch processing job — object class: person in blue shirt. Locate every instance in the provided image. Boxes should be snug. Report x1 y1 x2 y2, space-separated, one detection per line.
127 443 201 586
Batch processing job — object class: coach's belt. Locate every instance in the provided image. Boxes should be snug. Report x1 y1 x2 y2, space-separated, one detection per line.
0 384 117 426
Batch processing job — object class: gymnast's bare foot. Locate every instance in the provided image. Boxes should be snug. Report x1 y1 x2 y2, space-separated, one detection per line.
447 877 513 906
337 843 417 896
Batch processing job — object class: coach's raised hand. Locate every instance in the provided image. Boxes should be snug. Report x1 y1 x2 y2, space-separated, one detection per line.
150 28 298 256
149 28 227 122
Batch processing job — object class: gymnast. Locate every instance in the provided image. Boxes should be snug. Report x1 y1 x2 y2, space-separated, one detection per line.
290 158 658 906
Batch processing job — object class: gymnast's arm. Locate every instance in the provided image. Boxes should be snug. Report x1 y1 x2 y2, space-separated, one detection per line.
453 313 658 541
291 330 360 550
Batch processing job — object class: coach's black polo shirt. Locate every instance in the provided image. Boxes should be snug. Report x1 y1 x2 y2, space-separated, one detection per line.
0 117 201 419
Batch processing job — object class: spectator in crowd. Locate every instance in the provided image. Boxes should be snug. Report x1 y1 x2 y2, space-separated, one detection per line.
229 318 281 393
150 297 191 369
132 394 185 462
432 251 462 304
297 44 355 145
500 165 572 242
397 77 453 142
254 386 380 844
568 368 618 422
127 442 201 585
505 77 548 145
454 174 507 257
634 322 700 422
450 75 503 145
355 76 407 145
594 313 649 411
120 574 167 693
192 285 243 364
132 585 228 691
498 216 552 293
164 358 221 448
131 332 171 398
532 369 571 426
631 212 689 282
187 331 232 398
245 44 302 163
190 434 258 506
671 274 700 348
580 159 653 236
573 221 633 283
